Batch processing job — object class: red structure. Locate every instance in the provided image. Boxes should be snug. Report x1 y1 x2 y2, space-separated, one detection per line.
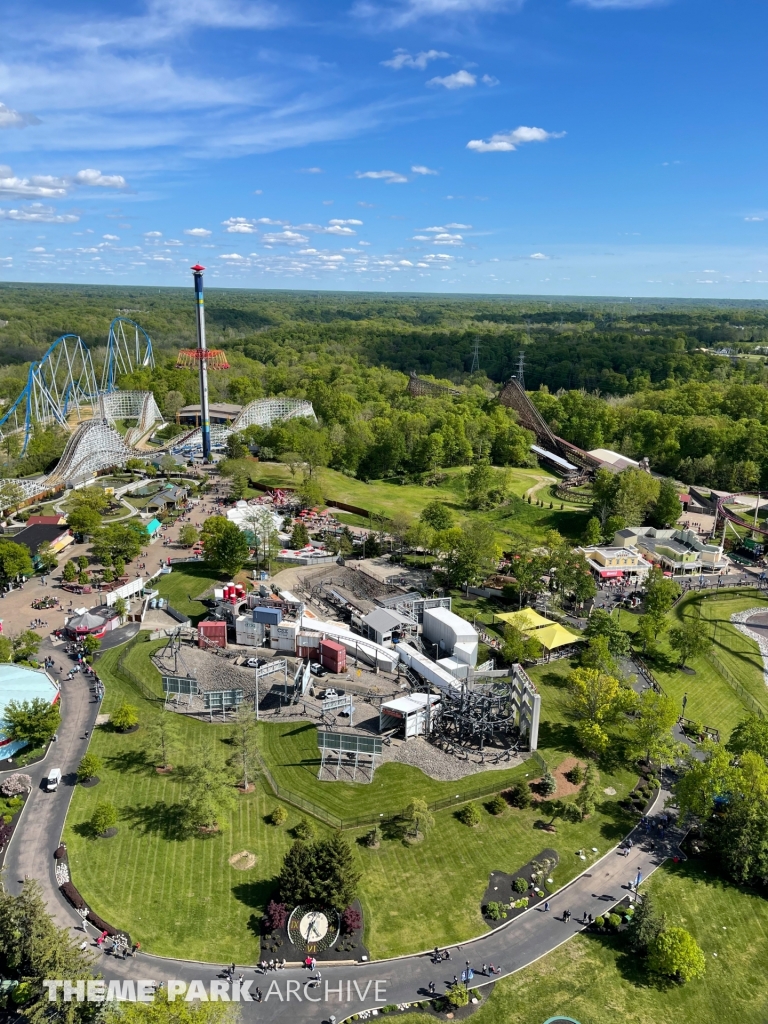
319 639 346 674
198 620 227 649
175 348 230 370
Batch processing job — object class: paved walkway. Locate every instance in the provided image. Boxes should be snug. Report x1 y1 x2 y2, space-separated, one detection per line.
4 673 681 1024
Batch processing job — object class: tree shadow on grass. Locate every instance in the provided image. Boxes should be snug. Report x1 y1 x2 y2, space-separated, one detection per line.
594 798 638 843
72 820 98 841
120 801 191 841
104 750 152 776
537 720 579 754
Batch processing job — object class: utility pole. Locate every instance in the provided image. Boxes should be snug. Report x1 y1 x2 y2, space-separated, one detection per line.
470 337 481 374
517 350 526 390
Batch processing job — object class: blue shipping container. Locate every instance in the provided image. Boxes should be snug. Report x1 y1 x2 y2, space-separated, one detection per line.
254 607 282 625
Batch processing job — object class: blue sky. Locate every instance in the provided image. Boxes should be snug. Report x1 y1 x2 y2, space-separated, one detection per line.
0 0 766 297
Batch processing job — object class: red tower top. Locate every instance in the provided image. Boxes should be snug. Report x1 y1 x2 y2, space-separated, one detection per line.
191 264 206 272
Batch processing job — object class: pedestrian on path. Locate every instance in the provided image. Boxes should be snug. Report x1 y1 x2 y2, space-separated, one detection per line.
543 901 550 912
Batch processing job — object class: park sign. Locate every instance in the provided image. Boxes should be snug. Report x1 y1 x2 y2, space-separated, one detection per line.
161 675 198 695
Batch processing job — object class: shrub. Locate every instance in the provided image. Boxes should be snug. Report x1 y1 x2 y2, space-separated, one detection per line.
512 897 529 909
268 806 288 826
91 801 118 835
0 773 32 796
457 802 481 827
60 881 86 910
292 817 316 840
504 780 533 808
111 701 139 732
513 877 528 894
540 771 557 796
342 906 362 934
54 845 67 859
607 913 622 930
86 911 118 936
366 825 381 848
566 764 584 785
487 794 506 815
594 915 605 929
77 753 102 782
484 901 507 921
445 983 469 1009
265 900 287 931
648 927 706 983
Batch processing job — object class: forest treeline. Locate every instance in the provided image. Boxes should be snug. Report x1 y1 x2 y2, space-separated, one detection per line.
2 284 768 486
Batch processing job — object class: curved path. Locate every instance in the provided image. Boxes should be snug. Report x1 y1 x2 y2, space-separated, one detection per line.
3 671 681 1024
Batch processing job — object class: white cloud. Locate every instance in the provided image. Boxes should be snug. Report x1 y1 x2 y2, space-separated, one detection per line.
144 230 163 237
0 102 41 129
261 229 309 244
299 167 323 173
481 74 499 86
184 227 212 236
382 49 449 70
219 252 245 260
745 216 765 222
74 168 127 188
256 217 289 225
103 234 119 240
529 252 549 259
360 0 510 28
399 259 414 266
0 170 67 198
328 218 363 225
357 201 375 208
30 246 46 253
223 216 258 233
321 225 356 235
467 125 565 152
355 170 408 184
445 222 471 229
412 165 439 175
0 203 78 223
428 70 476 89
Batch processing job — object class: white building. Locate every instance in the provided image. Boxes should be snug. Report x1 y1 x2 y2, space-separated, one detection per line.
422 607 478 667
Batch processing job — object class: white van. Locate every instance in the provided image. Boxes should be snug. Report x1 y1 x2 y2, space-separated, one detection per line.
45 768 62 792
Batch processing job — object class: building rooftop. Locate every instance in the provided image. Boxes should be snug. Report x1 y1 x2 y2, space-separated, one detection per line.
14 523 69 556
178 403 242 416
363 607 405 633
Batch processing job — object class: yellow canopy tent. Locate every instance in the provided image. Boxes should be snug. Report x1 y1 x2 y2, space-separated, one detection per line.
534 622 584 652
495 608 554 631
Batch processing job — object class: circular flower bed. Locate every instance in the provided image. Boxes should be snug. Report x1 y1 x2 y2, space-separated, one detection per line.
286 905 340 953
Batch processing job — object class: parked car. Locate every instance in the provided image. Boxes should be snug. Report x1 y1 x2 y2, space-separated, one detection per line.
45 768 62 792
310 663 327 677
246 657 267 668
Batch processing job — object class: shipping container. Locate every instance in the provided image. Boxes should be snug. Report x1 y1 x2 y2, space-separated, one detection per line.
319 638 346 673
198 620 228 649
254 606 282 626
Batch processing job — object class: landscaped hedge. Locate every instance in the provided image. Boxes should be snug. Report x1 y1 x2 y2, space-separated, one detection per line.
60 881 86 910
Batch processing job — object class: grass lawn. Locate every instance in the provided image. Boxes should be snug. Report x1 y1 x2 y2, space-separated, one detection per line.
616 589 768 737
65 638 637 962
401 861 768 1024
151 562 224 624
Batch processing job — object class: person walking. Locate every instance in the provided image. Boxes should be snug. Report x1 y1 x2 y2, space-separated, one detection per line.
543 901 550 912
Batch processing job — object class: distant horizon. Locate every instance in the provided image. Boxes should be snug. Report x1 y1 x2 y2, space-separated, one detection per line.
2 279 768 309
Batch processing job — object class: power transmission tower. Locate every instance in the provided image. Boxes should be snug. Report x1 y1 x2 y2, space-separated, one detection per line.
516 350 526 390
470 337 481 374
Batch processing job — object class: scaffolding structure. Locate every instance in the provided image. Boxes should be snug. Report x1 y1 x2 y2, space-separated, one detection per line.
230 397 316 431
46 419 139 486
101 318 155 393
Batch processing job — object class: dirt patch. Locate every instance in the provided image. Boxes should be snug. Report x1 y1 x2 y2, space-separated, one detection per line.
532 756 584 801
229 850 256 870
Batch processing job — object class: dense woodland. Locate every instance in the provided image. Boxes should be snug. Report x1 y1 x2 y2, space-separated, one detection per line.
2 283 768 487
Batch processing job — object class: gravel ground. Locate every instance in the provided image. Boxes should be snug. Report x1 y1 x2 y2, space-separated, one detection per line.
151 641 278 694
381 736 523 781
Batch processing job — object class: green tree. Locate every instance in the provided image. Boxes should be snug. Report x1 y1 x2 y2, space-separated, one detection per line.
296 474 324 509
502 623 543 665
583 608 631 657
92 522 147 565
542 798 582 827
648 927 706 983
146 715 175 770
278 833 361 910
465 460 496 509
627 892 666 953
12 630 41 662
160 454 179 476
727 714 768 760
296 429 329 477
575 760 600 819
77 555 89 571
111 701 139 732
179 524 198 548
637 611 667 650
669 619 713 669
584 516 603 546
445 983 469 1008
82 633 101 657
0 635 11 663
77 570 89 586
652 478 683 528
37 542 58 573
290 521 310 549
202 516 251 576
231 473 248 500
420 501 454 531
114 596 128 623
0 878 96 1024
643 566 681 618
113 556 125 578
225 432 248 460
634 689 680 765
181 750 235 832
675 745 735 819
62 560 78 582
458 801 481 826
104 985 239 1024
227 705 259 790
580 635 618 676
3 697 60 748
91 801 118 835
568 666 638 756
77 752 102 782
443 520 501 586
0 539 34 581
404 797 434 838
